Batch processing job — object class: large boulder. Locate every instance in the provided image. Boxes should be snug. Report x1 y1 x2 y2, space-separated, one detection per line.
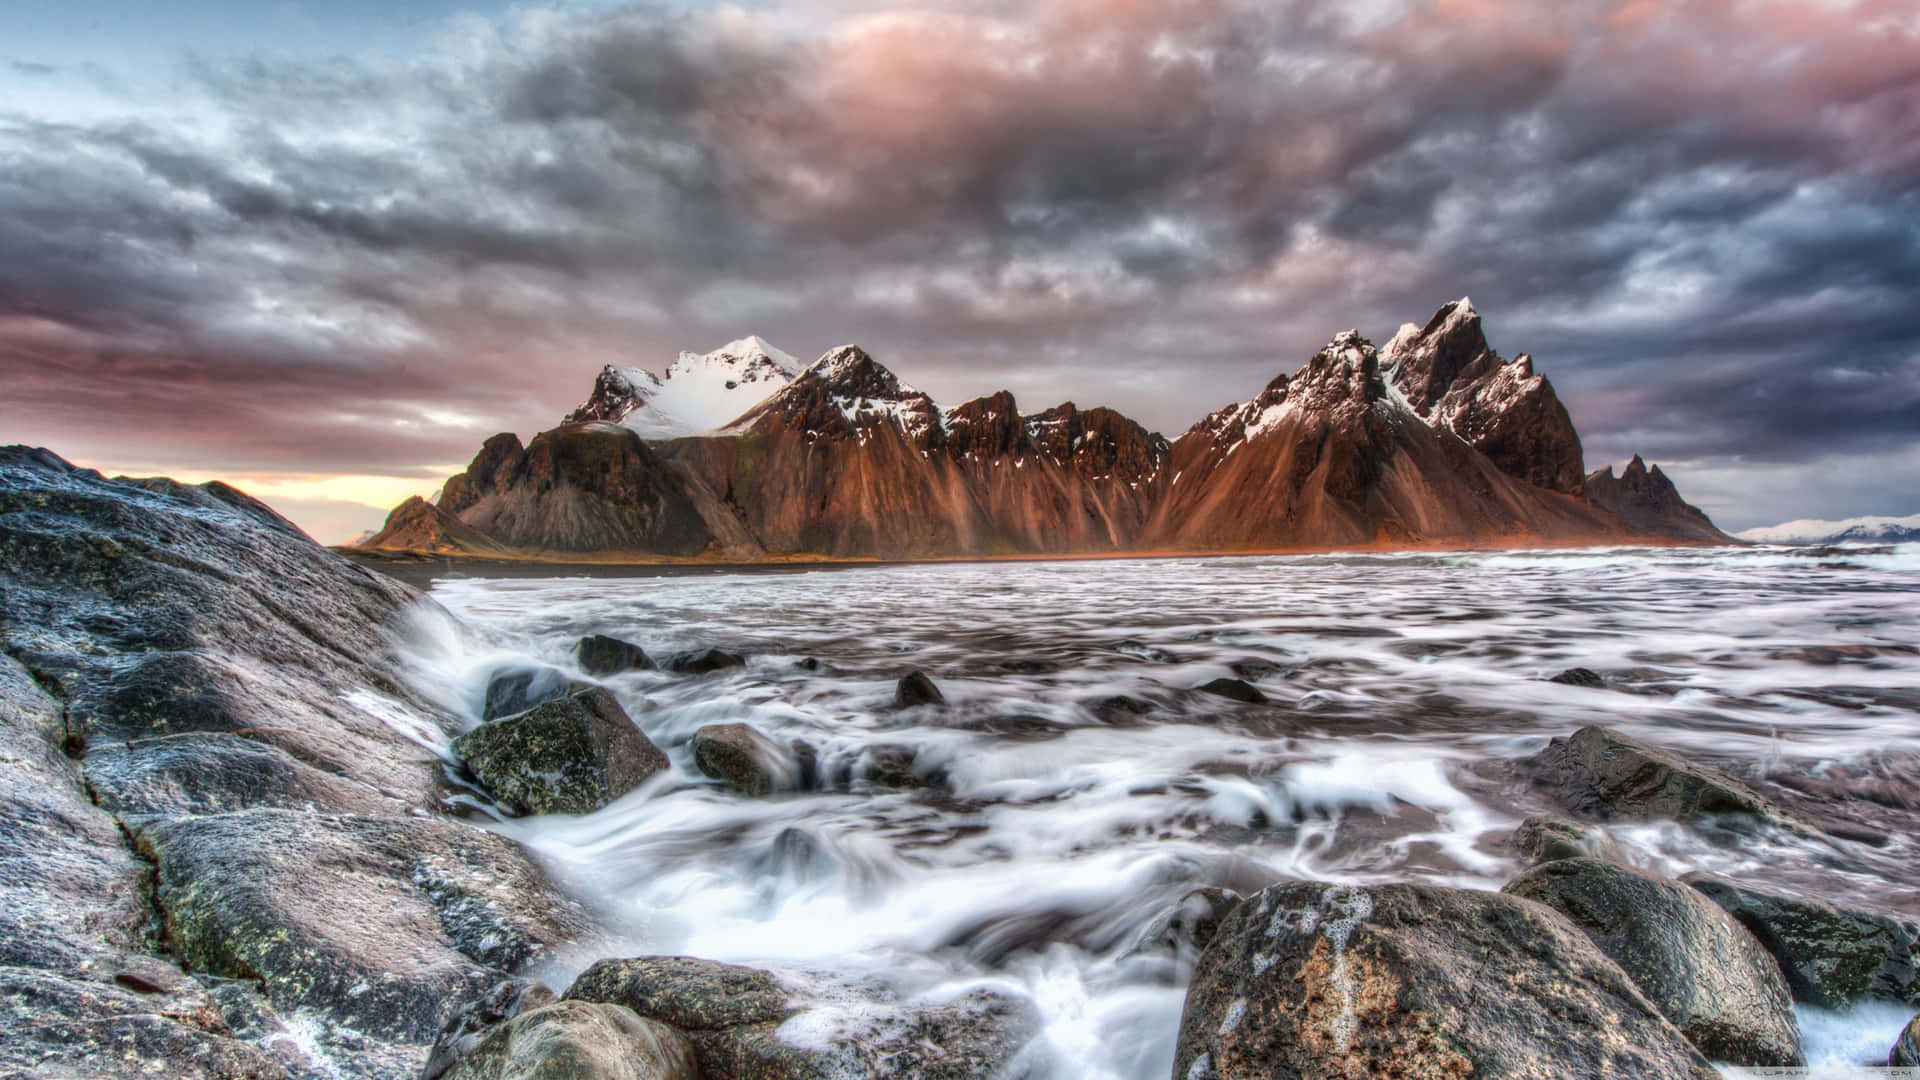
0 448 587 1075
1510 816 1623 866
577 635 655 677
1504 858 1802 1066
894 670 945 708
131 808 590 1043
566 956 1038 1080
452 687 669 816
1523 725 1776 825
1893 1014 1920 1066
1196 677 1266 704
666 648 746 675
1173 881 1718 1080
484 664 584 721
689 723 809 796
440 1000 699 1080
426 978 558 1080
1684 875 1920 1009
0 655 291 1079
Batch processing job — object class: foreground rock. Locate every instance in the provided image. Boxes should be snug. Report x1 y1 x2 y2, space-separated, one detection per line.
1505 858 1802 1066
484 664 582 721
1174 881 1718 1080
1524 725 1777 825
442 1000 698 1080
453 687 669 816
894 670 945 707
577 635 656 676
0 654 291 1079
565 956 1039 1079
1893 1015 1920 1066
690 723 810 795
0 447 587 1077
1684 875 1920 1009
133 809 587 1043
666 647 746 675
1196 677 1266 704
1511 816 1623 866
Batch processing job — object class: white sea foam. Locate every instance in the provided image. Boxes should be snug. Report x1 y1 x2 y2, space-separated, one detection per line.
415 545 1920 1080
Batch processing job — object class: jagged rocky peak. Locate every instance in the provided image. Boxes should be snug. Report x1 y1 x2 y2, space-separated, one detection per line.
1023 402 1170 485
1382 296 1489 413
1382 298 1586 495
734 345 943 445
945 390 1024 460
566 335 805 439
1586 455 1729 542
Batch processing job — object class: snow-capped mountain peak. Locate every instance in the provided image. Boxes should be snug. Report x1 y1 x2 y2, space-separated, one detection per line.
566 335 805 439
1738 512 1920 544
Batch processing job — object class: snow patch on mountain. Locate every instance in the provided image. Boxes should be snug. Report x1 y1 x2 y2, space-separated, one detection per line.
1738 513 1920 544
567 335 803 439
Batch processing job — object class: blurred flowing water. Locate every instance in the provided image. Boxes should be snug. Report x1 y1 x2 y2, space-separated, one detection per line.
393 545 1920 1077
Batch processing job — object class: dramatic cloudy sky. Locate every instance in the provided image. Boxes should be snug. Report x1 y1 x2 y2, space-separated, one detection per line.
5 0 1918 541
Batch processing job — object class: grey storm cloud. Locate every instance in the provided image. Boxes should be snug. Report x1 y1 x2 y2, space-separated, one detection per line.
2 0 1918 530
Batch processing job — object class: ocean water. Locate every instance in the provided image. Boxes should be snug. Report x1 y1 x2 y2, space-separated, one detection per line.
391 544 1920 1077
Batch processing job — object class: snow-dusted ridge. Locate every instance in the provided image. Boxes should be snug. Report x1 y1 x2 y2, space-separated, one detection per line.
1738 513 1920 544
567 335 805 439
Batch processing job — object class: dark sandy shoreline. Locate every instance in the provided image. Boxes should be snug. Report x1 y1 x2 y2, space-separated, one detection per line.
334 537 1724 590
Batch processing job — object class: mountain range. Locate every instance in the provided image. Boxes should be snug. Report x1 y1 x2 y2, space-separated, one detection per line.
361 300 1732 560
1738 513 1920 545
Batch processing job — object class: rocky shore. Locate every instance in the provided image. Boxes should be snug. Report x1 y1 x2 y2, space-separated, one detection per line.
4 445 1916 1079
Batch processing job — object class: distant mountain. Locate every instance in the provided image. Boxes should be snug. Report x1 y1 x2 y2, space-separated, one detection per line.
1145 329 1621 550
1585 456 1731 543
360 304 1732 560
1739 513 1920 545
566 335 804 439
1381 298 1587 495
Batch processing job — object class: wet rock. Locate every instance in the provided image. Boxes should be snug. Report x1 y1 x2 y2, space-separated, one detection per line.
1511 815 1623 865
1160 887 1242 954
1893 1014 1920 1066
666 647 746 675
440 1000 699 1080
1549 666 1605 687
858 743 926 789
577 634 656 676
452 687 669 816
0 653 292 1079
484 664 582 721
2 450 593 1075
1523 725 1777 825
566 956 794 1031
1197 677 1266 704
1089 694 1154 724
1505 858 1803 1066
894 670 945 707
1174 880 1718 1080
83 731 392 816
566 956 1038 1080
1683 875 1920 1009
132 808 589 1043
425 978 558 1080
690 723 808 796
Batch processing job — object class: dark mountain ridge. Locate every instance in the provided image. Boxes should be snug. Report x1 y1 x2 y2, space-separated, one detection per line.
362 302 1731 560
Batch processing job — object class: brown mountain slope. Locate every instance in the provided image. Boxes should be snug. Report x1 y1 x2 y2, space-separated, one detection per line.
1586 456 1732 543
363 424 710 555
1382 297 1587 495
656 348 1170 559
1143 332 1627 550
